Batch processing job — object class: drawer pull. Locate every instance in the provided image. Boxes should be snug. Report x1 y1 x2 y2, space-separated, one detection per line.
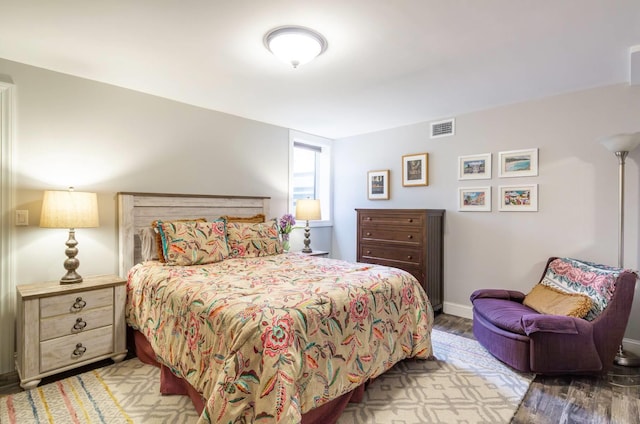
72 343 87 357
366 250 372 254
407 235 413 239
408 219 413 223
73 318 87 331
366 232 372 236
72 297 87 311
407 255 413 260
366 217 371 221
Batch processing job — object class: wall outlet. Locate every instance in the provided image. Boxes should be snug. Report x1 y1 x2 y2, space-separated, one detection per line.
15 210 28 226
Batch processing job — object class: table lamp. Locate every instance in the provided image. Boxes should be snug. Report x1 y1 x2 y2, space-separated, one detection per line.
40 187 99 284
295 199 321 253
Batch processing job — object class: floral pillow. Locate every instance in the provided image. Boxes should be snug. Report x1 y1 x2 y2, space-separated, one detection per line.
156 220 229 266
226 219 283 258
151 218 207 263
540 257 622 321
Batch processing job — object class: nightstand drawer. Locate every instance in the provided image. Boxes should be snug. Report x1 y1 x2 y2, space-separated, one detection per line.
40 287 113 318
40 326 114 373
40 305 114 341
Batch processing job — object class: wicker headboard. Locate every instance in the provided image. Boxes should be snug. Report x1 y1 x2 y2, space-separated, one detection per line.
117 192 271 277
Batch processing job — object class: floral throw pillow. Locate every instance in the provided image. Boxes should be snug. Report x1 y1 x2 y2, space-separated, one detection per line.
156 220 229 266
226 219 283 258
540 257 622 321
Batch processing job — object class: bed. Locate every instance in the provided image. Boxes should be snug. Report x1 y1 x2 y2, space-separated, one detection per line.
118 192 435 423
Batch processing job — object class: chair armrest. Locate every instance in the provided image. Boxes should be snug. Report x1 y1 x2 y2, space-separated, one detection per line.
521 313 592 335
470 289 525 303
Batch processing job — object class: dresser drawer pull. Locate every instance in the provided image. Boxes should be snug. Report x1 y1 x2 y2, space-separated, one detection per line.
73 318 88 331
72 297 87 311
407 255 413 260
408 219 413 223
407 235 413 239
366 232 372 236
366 217 371 221
72 343 87 357
366 250 372 254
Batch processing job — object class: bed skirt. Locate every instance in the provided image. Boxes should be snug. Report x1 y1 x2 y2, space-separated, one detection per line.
133 330 365 423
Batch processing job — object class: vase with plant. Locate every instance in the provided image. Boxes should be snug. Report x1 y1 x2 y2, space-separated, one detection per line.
279 214 296 252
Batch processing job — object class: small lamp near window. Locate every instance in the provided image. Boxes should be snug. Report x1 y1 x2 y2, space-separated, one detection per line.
40 187 99 284
295 199 321 253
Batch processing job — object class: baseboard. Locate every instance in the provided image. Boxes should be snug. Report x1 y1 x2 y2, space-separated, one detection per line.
0 370 20 394
442 301 472 319
621 337 640 357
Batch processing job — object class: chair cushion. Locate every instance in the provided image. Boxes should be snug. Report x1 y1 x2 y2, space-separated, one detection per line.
472 298 537 335
523 284 592 318
541 258 623 320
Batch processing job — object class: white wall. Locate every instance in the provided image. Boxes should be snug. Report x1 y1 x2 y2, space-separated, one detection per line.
0 58 333 374
333 83 640 352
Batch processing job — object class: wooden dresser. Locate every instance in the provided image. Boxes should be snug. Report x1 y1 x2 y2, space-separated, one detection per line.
15 274 127 389
356 209 444 311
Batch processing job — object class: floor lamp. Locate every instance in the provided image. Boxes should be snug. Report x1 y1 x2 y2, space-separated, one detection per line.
600 132 640 367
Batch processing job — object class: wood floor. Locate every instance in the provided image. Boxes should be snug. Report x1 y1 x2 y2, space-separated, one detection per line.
433 313 640 424
2 313 639 423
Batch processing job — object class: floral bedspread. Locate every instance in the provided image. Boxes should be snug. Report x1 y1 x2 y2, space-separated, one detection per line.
125 253 434 423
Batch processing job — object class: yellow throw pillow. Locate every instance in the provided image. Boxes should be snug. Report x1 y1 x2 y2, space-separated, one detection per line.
523 284 593 318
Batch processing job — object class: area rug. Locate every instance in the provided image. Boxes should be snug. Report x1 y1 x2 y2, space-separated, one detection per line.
338 329 534 423
0 329 533 423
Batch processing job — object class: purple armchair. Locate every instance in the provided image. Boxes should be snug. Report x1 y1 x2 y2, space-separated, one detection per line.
470 257 637 375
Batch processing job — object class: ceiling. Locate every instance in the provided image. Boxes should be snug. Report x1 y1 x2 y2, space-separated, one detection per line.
1 1 639 139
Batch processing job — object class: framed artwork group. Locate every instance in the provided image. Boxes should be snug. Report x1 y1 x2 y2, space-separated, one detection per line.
365 147 539 210
367 152 429 200
457 148 539 212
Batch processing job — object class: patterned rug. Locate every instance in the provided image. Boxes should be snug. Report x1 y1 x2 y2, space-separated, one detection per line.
338 330 534 423
0 329 533 423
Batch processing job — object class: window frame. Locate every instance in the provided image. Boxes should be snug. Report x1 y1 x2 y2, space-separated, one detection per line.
288 130 332 227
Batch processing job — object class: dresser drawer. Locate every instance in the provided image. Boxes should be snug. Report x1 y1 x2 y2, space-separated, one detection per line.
359 212 424 228
40 305 114 341
359 227 423 246
361 257 423 283
40 326 114 373
40 287 113 319
359 244 422 267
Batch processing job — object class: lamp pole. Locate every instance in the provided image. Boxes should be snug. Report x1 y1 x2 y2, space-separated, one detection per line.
601 133 640 367
614 150 628 268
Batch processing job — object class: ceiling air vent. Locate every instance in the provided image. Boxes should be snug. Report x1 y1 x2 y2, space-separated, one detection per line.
430 118 455 138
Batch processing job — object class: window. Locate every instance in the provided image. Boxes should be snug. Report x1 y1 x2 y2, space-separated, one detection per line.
289 130 332 223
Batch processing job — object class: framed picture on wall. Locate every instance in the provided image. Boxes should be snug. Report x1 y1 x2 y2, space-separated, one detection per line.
402 153 429 186
367 170 390 200
458 187 491 211
498 148 538 178
498 184 538 211
458 153 492 180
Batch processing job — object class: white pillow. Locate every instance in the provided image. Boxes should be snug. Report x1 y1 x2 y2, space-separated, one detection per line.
138 227 159 261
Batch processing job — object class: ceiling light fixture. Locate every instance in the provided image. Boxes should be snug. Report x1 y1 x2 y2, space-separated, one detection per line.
264 26 327 69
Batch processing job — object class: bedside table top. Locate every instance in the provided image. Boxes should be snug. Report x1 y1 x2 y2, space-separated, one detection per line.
17 274 126 299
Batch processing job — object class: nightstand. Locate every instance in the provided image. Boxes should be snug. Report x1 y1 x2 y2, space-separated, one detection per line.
15 274 127 390
301 250 329 258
